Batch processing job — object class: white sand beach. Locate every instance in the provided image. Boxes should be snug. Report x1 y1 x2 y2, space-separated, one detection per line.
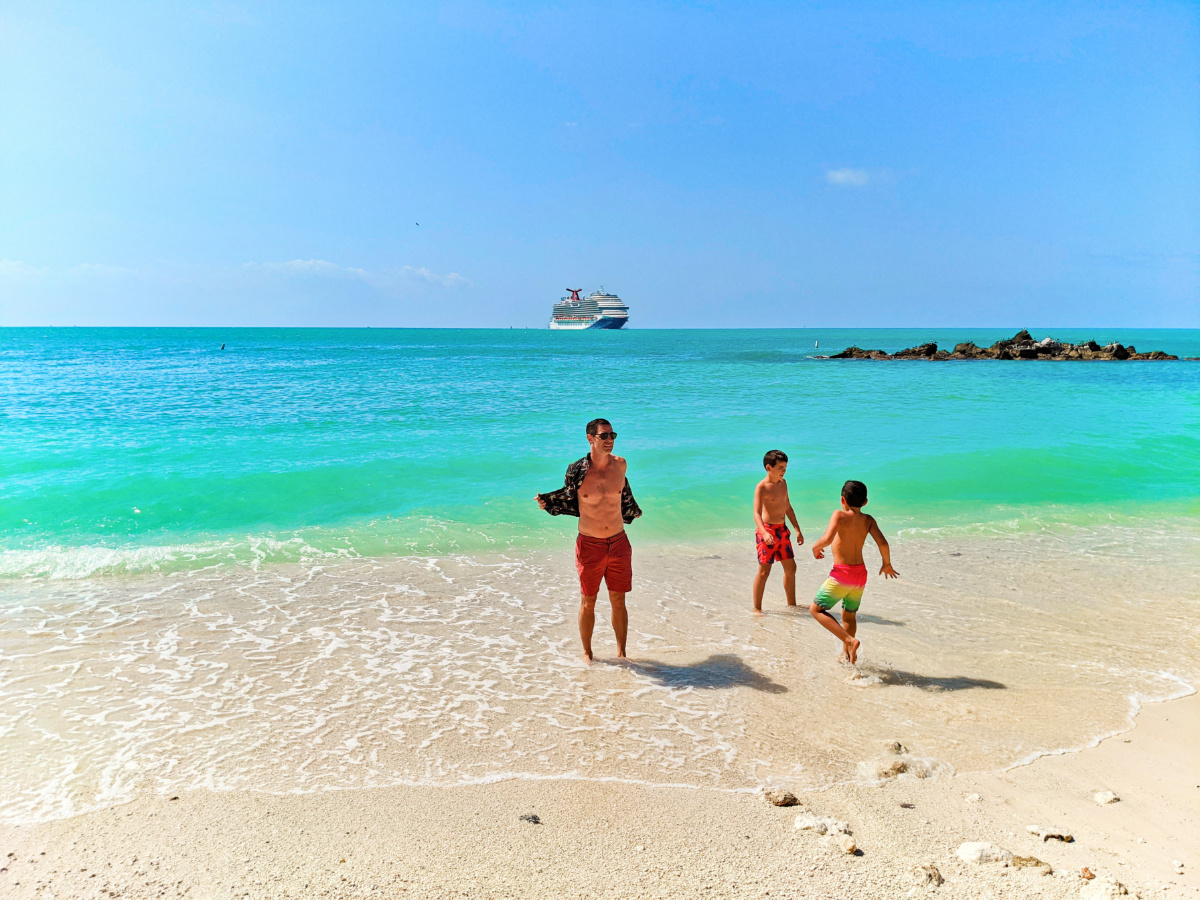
0 693 1194 899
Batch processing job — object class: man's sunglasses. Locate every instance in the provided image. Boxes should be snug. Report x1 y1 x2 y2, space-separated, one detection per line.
591 431 618 440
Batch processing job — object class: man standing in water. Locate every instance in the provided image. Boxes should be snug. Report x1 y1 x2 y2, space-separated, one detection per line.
536 419 642 662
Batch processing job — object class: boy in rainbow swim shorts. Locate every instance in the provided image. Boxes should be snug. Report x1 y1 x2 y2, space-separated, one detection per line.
809 480 898 664
751 449 804 614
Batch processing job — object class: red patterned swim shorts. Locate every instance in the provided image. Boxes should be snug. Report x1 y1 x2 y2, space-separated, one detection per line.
755 523 795 565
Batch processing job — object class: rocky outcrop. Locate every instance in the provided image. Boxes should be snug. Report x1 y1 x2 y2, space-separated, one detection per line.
893 342 939 359
829 330 1180 362
828 346 890 359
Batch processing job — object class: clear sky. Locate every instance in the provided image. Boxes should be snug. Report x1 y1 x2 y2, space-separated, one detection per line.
1 1 1197 327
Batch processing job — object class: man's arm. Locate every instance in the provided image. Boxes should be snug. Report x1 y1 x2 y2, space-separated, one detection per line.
752 483 773 544
868 516 898 578
811 511 840 559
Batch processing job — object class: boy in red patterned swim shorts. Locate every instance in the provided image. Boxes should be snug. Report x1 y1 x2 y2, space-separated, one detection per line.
751 450 804 615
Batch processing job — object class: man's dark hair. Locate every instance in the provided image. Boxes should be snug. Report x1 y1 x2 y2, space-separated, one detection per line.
763 449 788 469
586 418 613 435
842 480 868 508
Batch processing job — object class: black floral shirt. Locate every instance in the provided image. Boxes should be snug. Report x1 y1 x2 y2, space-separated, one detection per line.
538 454 642 525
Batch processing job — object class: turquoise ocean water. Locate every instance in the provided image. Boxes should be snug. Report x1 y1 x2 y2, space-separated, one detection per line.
2 327 1198 578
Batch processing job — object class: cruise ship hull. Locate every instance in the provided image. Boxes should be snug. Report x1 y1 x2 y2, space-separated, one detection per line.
548 316 628 331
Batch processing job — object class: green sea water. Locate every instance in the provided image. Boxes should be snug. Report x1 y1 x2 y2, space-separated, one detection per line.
2 327 1198 578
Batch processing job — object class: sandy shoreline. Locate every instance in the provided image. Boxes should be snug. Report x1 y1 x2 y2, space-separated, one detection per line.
2 692 1194 899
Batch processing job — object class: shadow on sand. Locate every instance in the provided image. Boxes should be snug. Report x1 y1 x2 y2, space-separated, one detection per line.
625 654 788 694
856 614 906 627
867 666 1006 692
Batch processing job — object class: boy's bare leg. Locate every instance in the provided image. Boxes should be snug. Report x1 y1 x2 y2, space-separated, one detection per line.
781 558 797 606
609 591 628 658
809 603 861 663
752 563 772 614
839 610 858 663
579 594 597 662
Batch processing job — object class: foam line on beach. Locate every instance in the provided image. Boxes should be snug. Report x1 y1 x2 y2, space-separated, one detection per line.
1002 675 1196 772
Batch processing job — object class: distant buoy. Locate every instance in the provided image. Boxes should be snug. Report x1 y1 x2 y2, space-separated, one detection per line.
220 343 225 350
815 340 818 348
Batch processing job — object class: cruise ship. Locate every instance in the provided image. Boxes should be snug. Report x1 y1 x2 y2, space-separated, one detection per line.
548 288 630 330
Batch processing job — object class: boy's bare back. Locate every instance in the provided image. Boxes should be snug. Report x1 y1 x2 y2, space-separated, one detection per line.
824 508 879 566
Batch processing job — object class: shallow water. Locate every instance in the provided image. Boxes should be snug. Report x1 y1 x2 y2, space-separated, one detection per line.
2 525 1196 824
2 328 1197 823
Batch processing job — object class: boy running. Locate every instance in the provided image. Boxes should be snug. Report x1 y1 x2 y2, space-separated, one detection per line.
752 450 803 614
809 480 898 663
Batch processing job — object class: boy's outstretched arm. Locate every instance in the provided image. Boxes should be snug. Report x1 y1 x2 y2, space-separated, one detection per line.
868 517 898 578
752 483 774 545
811 511 840 559
786 502 804 545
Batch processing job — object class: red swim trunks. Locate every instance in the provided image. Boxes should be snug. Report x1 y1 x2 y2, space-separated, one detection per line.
756 523 795 565
575 531 633 595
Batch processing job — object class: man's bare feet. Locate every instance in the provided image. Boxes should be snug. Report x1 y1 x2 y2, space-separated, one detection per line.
752 608 764 617
581 651 594 664
844 637 860 665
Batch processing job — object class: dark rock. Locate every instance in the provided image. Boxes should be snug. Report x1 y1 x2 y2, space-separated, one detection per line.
917 864 944 886
1026 825 1073 842
1016 347 1038 359
830 346 889 359
933 350 951 360
1108 343 1129 360
996 349 1014 360
1011 329 1033 343
1147 350 1177 360
519 813 542 824
1082 340 1100 351
894 342 938 359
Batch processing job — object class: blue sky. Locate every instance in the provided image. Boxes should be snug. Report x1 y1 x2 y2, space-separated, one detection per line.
1 1 1197 327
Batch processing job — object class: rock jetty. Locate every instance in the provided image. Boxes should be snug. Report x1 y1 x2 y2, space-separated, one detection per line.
828 330 1179 361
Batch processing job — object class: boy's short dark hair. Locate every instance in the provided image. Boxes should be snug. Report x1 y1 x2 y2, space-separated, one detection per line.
763 449 788 469
842 480 868 508
586 418 613 435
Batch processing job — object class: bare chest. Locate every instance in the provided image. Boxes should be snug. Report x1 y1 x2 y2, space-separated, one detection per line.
580 466 623 501
761 483 789 510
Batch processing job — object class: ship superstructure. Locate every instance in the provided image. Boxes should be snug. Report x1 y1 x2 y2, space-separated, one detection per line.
549 288 630 330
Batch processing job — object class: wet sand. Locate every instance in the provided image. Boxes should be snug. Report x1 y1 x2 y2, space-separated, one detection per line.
2 693 1194 899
